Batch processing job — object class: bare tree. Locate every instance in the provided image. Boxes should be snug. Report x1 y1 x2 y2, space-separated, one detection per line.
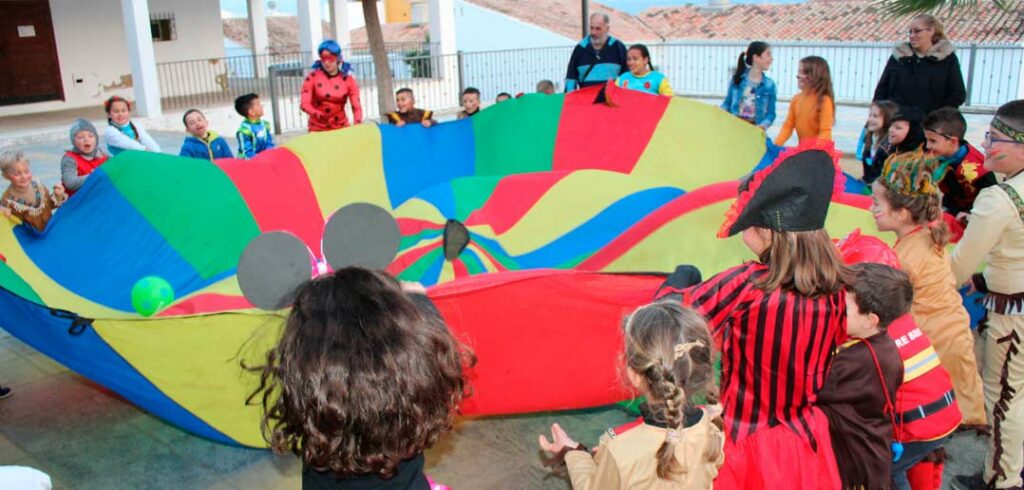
362 0 395 116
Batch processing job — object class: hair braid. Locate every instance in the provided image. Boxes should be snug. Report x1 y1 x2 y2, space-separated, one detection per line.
650 357 688 478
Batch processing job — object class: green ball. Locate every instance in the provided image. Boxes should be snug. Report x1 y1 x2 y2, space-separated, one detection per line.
131 276 175 317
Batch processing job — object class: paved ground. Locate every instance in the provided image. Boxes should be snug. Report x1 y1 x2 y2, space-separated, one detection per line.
0 100 996 489
0 324 991 489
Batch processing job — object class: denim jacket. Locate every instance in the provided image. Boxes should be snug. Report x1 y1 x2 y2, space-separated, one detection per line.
721 70 777 128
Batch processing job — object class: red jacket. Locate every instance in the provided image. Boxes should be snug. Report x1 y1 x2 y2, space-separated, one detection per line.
937 142 997 216
300 68 362 132
888 314 962 442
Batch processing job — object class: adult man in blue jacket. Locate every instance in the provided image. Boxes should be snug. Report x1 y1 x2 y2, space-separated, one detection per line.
564 13 628 92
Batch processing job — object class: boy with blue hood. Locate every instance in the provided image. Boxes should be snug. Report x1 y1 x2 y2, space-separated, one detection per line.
179 109 233 161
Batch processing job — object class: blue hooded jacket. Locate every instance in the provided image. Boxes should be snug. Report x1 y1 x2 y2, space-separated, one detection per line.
179 131 233 161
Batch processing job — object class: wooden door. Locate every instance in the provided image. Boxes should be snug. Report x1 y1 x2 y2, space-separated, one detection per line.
0 0 63 105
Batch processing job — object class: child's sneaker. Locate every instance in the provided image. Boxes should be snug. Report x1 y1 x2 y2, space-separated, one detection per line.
0 386 12 399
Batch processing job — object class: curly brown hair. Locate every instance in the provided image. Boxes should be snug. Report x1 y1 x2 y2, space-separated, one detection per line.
623 302 720 479
245 267 473 479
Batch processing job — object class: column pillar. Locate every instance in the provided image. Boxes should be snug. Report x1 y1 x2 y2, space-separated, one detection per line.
120 0 161 117
428 0 456 55
328 0 351 48
248 0 269 55
298 0 324 58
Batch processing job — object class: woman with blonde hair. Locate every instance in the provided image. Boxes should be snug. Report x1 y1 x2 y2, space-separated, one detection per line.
873 14 967 116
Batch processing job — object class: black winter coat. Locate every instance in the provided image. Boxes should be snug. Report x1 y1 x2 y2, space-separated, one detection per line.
873 40 967 116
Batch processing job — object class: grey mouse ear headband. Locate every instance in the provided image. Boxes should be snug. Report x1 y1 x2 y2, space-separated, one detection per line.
237 203 401 310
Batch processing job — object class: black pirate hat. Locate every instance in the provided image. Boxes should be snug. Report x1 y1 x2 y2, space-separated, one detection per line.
718 140 844 238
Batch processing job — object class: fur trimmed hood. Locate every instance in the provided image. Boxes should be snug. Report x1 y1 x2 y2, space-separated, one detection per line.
893 39 956 61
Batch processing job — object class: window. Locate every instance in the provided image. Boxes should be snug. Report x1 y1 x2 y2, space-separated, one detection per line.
411 1 428 25
150 12 175 42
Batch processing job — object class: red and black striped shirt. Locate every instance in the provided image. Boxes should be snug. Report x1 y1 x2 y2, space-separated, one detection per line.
678 262 845 450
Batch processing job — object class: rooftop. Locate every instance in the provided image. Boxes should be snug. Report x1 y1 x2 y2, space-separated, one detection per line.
223 0 1023 52
638 0 1024 43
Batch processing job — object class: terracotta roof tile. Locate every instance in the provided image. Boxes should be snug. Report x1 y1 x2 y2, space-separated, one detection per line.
222 0 1022 55
464 0 663 41
638 0 1023 43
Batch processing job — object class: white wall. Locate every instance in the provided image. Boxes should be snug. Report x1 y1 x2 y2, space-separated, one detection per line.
453 0 572 52
151 0 226 63
0 0 225 116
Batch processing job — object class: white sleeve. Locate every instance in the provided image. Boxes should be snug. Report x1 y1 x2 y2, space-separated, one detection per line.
103 125 147 152
135 125 162 153
950 187 1014 285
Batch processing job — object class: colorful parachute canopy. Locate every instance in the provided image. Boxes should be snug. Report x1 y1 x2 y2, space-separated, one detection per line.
0 84 880 447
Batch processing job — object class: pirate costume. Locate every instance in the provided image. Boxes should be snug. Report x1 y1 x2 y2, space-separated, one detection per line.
659 140 846 490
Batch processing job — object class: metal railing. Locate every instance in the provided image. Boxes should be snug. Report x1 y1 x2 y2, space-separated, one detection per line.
267 51 461 133
159 40 1024 133
157 42 436 111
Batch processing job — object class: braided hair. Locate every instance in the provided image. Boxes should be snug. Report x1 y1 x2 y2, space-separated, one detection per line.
623 302 719 479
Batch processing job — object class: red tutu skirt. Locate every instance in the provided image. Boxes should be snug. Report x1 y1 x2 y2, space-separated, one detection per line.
714 408 840 490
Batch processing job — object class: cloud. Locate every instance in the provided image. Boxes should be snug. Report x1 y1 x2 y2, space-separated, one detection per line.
221 9 246 19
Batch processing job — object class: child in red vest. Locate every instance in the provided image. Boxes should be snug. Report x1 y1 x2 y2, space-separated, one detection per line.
61 119 109 196
837 229 962 490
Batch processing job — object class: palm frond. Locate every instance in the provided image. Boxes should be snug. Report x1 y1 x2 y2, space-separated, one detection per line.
874 0 1021 17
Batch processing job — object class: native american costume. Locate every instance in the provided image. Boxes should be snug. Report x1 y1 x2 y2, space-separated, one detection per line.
950 114 1024 489
879 153 987 426
2 181 65 232
661 141 846 489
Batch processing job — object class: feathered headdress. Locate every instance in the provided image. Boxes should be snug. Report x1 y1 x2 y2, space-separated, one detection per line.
878 149 940 198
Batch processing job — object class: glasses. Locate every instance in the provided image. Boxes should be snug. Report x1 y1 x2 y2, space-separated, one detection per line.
985 131 1023 146
908 28 930 35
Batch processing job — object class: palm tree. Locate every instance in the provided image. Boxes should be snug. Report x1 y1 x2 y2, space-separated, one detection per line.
875 0 1021 16
362 0 395 116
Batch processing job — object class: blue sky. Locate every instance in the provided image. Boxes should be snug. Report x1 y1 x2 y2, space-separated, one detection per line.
219 0 805 17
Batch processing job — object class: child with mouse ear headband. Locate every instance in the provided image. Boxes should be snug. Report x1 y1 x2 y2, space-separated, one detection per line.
240 203 469 490
539 301 724 489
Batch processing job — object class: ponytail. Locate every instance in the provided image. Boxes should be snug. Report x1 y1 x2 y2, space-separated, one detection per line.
732 52 746 87
925 200 950 250
733 41 770 87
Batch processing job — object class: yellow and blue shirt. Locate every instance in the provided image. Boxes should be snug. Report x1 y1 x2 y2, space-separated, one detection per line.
565 36 629 92
615 70 673 96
